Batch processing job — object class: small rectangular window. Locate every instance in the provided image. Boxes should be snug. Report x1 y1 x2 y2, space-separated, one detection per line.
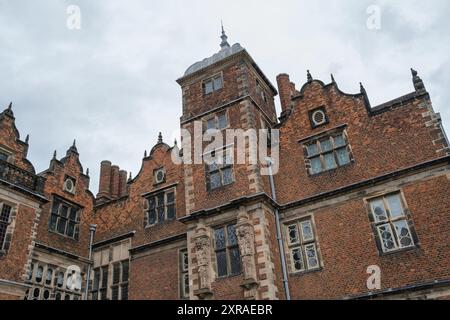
49 198 80 239
286 218 321 273
304 132 351 175
203 75 223 95
145 189 176 227
205 148 234 191
368 193 416 253
214 224 241 278
179 250 189 299
0 203 12 250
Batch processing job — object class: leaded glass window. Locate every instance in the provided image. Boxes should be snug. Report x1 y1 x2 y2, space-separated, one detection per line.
369 193 416 253
49 197 80 239
0 203 12 250
179 250 190 299
205 149 234 191
286 218 320 273
145 189 176 227
214 224 242 278
305 132 351 175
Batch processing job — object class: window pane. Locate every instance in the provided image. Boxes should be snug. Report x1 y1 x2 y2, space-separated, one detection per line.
51 201 60 214
60 205 69 218
214 76 223 90
148 209 157 225
46 268 53 285
49 214 58 231
111 286 119 300
216 251 228 277
370 199 388 222
394 220 414 248
204 81 213 94
377 224 397 252
36 266 43 283
291 248 304 272
386 194 404 219
120 284 129 300
227 225 238 246
207 118 216 130
67 221 76 238
158 205 165 223
214 228 226 250
148 197 156 209
334 135 346 148
57 218 67 234
93 269 100 290
210 172 222 190
288 225 299 245
113 264 121 284
324 153 337 170
101 267 108 288
222 168 234 186
0 204 11 222
0 151 8 161
167 204 176 220
69 208 78 221
183 273 190 297
182 252 189 271
166 192 175 204
56 272 64 287
122 261 129 282
229 247 241 275
33 288 40 300
307 144 319 157
336 148 350 166
310 157 322 174
305 244 319 269
301 221 314 242
218 113 227 129
320 139 333 152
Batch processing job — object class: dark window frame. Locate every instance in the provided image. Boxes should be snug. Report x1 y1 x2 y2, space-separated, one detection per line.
214 224 242 278
145 188 176 227
49 197 81 240
205 148 235 192
0 203 12 251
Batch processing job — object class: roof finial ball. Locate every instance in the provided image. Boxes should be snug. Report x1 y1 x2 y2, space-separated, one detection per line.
220 21 230 49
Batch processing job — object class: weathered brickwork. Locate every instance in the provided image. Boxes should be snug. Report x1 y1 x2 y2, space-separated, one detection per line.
0 32 449 300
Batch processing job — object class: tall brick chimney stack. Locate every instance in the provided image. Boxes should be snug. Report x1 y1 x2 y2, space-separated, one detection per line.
97 160 112 199
119 170 128 198
110 165 120 199
277 73 297 121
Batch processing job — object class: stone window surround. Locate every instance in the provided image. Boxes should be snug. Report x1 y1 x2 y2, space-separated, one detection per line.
364 190 420 256
202 108 230 132
0 200 17 256
48 194 82 241
299 124 355 176
202 71 224 96
143 185 177 228
204 146 235 192
283 215 323 275
212 222 242 279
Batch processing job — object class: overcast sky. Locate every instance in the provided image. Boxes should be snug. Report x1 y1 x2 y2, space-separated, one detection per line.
1 0 449 194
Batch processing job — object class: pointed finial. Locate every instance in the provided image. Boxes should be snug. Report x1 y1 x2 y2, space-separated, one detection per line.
307 70 313 83
128 172 133 182
158 132 163 144
53 150 57 159
360 82 366 94
86 168 90 176
220 22 230 49
411 68 426 92
331 74 336 83
25 134 29 144
174 138 178 146
8 102 12 110
144 150 148 158
73 139 76 147
3 102 14 117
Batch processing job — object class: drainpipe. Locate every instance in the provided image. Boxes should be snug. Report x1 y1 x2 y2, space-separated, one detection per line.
84 224 97 300
266 158 291 300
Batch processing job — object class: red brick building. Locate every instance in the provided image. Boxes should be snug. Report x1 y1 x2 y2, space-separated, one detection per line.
1 30 449 300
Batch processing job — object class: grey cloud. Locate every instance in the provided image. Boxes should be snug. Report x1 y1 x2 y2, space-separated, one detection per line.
0 0 449 193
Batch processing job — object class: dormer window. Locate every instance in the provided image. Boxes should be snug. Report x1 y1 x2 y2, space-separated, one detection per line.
49 197 80 239
203 74 223 95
